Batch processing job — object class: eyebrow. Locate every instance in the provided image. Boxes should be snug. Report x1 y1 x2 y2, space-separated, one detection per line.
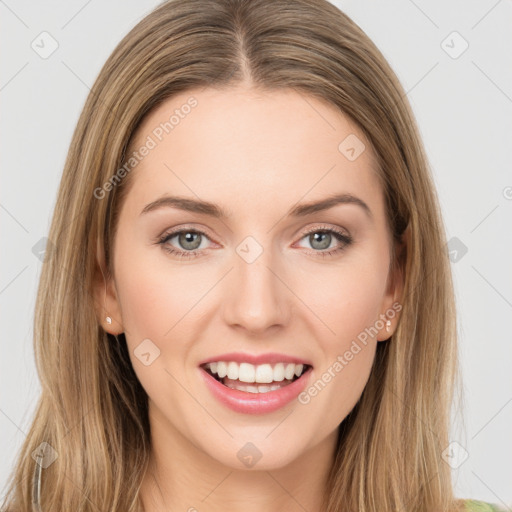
139 193 373 220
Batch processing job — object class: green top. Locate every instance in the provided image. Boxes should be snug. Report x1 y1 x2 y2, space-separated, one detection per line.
464 499 510 511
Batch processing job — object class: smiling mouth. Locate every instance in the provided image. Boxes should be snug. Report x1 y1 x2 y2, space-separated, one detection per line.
201 362 312 394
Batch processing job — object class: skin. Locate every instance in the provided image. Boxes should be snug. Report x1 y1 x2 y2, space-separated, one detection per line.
94 84 403 512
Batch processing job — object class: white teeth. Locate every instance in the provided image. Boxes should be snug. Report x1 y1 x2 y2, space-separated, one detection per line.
216 361 227 378
284 363 296 380
227 361 238 380
204 361 308 383
222 381 292 393
239 362 255 383
255 364 274 383
273 363 285 381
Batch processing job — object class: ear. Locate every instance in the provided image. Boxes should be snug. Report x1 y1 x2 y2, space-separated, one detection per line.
376 225 408 341
92 239 124 335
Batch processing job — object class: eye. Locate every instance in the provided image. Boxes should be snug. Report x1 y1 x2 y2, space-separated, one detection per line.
156 224 353 260
157 228 213 259
295 225 353 257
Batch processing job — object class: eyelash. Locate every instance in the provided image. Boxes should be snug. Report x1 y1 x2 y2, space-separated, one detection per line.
156 224 353 260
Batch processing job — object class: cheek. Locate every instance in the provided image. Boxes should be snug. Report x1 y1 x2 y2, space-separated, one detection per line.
299 253 388 343
300 267 383 423
114 242 208 340
113 249 205 404
308 252 388 417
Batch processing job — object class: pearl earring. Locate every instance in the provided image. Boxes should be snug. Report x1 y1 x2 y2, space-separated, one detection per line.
106 316 112 325
385 320 391 332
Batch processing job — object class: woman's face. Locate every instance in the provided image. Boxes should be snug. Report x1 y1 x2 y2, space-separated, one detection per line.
97 85 402 470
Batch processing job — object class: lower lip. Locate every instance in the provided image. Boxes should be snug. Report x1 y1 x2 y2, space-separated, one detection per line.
199 366 313 414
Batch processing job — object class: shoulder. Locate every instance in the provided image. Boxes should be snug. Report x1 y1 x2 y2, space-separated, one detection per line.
462 499 510 511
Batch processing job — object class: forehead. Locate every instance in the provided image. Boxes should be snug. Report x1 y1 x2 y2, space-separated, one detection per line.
124 85 383 218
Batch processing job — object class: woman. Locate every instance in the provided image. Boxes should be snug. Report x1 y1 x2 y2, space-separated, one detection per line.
1 0 507 510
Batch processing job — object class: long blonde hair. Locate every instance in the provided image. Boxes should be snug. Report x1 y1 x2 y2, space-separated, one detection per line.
1 0 465 510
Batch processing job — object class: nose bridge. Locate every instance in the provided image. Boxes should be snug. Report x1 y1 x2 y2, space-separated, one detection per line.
223 235 289 332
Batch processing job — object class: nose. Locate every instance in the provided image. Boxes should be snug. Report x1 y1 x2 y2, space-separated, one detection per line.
222 244 291 335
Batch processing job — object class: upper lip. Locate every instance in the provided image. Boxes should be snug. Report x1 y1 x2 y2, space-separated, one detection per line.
198 352 313 367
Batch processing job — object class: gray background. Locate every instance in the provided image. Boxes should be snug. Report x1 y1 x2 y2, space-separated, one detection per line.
1 0 511 506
